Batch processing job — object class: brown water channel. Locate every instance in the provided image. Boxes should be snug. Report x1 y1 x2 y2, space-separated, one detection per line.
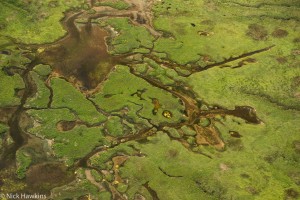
0 11 126 194
0 4 265 196
38 12 121 90
1 11 119 161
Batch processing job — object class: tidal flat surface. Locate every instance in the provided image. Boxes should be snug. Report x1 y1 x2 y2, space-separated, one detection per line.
0 0 299 199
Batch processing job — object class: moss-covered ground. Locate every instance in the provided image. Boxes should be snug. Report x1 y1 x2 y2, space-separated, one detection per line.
0 49 26 107
0 0 299 199
0 0 84 44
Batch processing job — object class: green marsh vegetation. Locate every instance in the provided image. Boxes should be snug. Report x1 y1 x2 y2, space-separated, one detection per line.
0 0 299 199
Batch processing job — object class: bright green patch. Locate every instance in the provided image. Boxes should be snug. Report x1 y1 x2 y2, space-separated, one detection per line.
152 0 300 64
0 0 84 44
91 169 102 182
92 65 186 126
0 59 25 107
27 108 107 165
16 150 32 179
106 18 154 54
90 144 135 170
105 116 124 137
0 48 29 107
119 128 299 199
51 77 107 124
33 64 52 76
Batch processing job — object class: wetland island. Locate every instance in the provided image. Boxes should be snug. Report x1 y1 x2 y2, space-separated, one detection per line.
0 0 299 199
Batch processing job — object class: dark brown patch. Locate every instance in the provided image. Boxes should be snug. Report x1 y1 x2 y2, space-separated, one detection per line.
152 98 161 115
229 106 261 124
293 140 300 154
167 149 179 158
292 49 300 55
56 120 77 131
285 188 299 199
136 14 147 24
198 31 211 36
39 18 121 90
0 50 11 55
161 31 175 38
288 171 300 185
264 152 279 164
246 186 259 195
291 77 300 99
232 58 257 68
26 162 75 192
0 107 17 123
194 124 225 150
0 167 26 193
293 38 300 43
229 131 242 138
240 173 250 179
271 28 288 38
276 57 287 64
78 195 90 200
246 24 268 41
244 58 257 63
291 77 300 88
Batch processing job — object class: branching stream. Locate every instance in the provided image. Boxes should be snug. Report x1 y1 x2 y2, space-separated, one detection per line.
0 0 274 197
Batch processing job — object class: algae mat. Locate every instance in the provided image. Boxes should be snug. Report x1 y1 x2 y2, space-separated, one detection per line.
0 0 299 199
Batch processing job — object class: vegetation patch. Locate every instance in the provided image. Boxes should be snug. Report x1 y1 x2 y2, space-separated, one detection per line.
106 18 155 54
0 49 26 107
0 0 299 199
16 150 32 179
25 71 50 108
27 108 107 165
0 0 84 44
92 65 185 126
51 77 107 124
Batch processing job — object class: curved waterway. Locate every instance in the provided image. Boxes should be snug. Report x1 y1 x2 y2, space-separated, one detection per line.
0 6 263 197
0 11 122 169
1 10 262 163
1 10 122 193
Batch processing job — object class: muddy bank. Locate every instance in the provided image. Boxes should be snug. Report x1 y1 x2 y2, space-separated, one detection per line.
25 162 75 193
